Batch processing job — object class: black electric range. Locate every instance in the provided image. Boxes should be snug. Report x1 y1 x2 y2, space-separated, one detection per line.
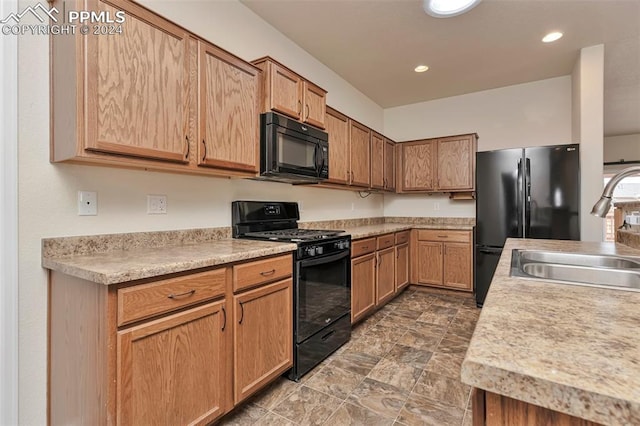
232 201 351 381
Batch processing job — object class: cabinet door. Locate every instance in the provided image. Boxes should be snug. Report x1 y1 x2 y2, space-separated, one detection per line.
384 139 396 191
325 107 350 184
376 247 396 305
302 81 326 129
269 62 303 120
395 243 409 292
199 42 260 173
349 121 371 187
233 279 293 404
417 241 443 285
85 0 192 163
401 141 436 191
117 301 228 426
370 132 385 189
351 254 376 324
443 242 473 290
437 135 475 190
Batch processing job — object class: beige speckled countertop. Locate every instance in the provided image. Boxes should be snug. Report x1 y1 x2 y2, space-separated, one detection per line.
461 238 640 425
43 239 297 285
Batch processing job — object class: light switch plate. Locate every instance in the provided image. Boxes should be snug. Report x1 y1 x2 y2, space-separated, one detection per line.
147 195 167 214
78 191 97 216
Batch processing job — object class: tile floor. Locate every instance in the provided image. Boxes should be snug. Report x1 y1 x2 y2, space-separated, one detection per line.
220 286 481 426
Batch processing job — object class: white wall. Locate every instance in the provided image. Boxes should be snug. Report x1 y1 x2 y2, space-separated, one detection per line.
18 1 384 423
604 133 640 163
573 45 605 242
383 77 573 218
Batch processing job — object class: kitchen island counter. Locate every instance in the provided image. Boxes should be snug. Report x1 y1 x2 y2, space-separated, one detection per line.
461 238 640 425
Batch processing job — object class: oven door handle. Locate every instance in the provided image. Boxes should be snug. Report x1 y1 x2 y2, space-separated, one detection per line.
298 249 350 268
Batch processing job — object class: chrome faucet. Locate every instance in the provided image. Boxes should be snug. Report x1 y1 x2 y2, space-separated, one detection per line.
591 165 640 217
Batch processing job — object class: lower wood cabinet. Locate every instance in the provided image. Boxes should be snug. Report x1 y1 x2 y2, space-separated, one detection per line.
395 242 409 291
376 246 395 305
473 389 601 425
233 279 293 404
117 301 227 425
351 251 376 323
412 229 473 292
49 253 293 425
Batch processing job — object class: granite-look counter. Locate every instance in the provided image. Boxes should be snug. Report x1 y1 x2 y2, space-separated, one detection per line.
461 238 640 425
43 233 296 285
338 222 474 240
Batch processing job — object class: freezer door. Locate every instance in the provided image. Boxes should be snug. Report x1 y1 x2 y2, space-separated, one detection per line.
476 149 523 246
474 246 502 307
525 144 580 240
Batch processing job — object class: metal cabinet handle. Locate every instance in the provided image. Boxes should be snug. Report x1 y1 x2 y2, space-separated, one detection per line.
379 254 383 266
167 289 196 300
260 269 276 276
239 302 244 324
298 100 302 114
184 135 190 160
305 104 310 119
221 306 226 331
202 139 207 162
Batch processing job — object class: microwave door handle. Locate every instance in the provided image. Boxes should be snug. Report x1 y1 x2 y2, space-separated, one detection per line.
314 143 322 176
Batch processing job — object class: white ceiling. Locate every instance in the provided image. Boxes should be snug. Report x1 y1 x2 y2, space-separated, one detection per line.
241 0 640 137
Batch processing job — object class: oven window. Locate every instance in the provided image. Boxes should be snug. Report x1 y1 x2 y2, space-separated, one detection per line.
278 132 316 169
296 254 350 343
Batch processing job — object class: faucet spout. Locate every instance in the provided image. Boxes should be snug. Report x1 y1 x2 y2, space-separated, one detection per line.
591 166 640 217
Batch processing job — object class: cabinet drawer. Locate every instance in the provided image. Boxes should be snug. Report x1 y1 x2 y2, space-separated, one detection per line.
417 230 471 243
233 254 293 293
395 230 410 245
351 238 376 258
377 233 395 250
117 268 227 326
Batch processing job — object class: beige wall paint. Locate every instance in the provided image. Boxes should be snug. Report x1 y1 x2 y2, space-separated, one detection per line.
574 45 605 242
383 77 573 218
17 1 383 423
604 133 640 163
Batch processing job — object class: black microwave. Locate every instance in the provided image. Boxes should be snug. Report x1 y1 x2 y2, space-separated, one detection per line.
259 112 329 183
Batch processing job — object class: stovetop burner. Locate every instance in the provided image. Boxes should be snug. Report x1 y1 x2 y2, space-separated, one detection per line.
244 228 344 242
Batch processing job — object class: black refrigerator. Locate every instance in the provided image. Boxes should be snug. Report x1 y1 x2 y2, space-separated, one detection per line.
475 144 580 306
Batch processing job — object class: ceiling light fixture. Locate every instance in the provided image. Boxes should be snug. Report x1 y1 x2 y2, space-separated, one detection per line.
542 32 563 43
414 65 429 73
423 0 482 18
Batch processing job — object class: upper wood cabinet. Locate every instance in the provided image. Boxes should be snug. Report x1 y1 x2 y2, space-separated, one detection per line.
349 121 371 187
384 138 396 191
325 107 350 184
198 42 261 173
252 57 327 129
398 134 477 193
50 0 261 178
370 132 385 190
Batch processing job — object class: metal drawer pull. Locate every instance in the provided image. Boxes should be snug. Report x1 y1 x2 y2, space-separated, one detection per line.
260 269 276 276
361 246 369 250
167 289 196 300
438 235 448 238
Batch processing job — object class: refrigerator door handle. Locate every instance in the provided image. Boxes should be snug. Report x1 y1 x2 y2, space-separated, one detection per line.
517 158 524 237
525 158 532 237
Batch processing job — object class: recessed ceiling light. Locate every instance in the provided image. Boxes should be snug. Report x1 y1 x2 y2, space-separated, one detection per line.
414 65 429 73
423 0 482 18
542 32 563 43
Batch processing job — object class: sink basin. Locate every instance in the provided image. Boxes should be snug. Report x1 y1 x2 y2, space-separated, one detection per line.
510 249 640 292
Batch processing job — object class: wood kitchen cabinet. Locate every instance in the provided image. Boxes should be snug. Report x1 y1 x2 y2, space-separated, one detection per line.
349 121 372 187
472 389 601 426
384 138 396 191
49 253 294 425
325 107 350 184
411 229 473 291
376 234 396 305
233 279 293 404
351 239 377 324
252 57 327 129
370 132 385 190
50 0 263 178
395 231 410 292
398 134 477 193
117 301 227 425
198 41 261 173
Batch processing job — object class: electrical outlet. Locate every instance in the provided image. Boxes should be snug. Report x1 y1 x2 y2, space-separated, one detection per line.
77 191 97 216
147 195 167 214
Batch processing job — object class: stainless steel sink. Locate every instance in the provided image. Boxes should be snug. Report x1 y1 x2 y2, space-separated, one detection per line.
510 249 640 292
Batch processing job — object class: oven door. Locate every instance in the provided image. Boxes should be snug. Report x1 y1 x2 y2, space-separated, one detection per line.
295 250 351 343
